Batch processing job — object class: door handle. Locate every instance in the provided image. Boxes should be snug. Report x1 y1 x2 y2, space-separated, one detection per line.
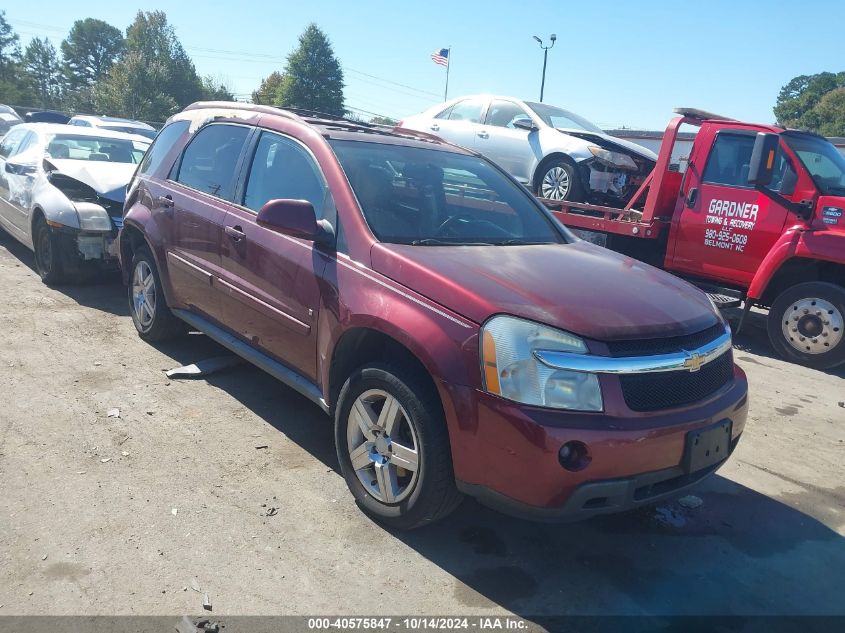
225 225 245 241
156 194 174 210
685 187 698 208
429 124 440 132
477 131 489 139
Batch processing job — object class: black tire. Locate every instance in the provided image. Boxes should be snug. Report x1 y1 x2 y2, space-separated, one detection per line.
534 157 585 202
128 246 185 342
33 216 67 284
334 362 463 530
767 281 845 370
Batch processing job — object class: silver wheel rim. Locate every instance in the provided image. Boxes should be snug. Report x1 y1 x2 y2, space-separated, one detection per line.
346 389 420 504
541 166 570 200
132 261 157 329
781 297 843 355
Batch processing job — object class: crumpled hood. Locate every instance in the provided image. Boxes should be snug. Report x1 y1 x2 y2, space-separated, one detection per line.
371 241 719 341
556 128 658 162
48 159 135 202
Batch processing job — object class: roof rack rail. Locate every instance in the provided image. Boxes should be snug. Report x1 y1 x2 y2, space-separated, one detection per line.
183 101 305 122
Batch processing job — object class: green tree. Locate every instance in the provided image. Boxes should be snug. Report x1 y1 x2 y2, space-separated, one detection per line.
774 71 845 134
93 11 203 121
275 24 344 116
0 11 34 105
252 71 284 105
61 18 125 90
24 37 62 109
369 115 398 126
201 75 234 101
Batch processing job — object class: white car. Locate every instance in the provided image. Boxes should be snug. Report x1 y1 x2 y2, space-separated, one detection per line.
68 115 157 140
399 95 657 206
0 123 150 283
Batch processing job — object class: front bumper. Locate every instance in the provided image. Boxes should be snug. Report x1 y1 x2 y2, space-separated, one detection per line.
448 365 748 521
52 225 120 268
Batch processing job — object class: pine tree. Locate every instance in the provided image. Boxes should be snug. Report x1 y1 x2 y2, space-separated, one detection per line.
275 24 344 116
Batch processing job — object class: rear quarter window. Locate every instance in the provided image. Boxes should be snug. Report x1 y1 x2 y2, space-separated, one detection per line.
137 120 190 178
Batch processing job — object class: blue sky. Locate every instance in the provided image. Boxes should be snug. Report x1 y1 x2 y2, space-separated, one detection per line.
6 0 844 129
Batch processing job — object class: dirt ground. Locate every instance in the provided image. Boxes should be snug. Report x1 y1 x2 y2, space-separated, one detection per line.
0 229 843 621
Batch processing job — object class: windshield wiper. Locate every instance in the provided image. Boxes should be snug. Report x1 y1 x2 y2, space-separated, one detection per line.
492 239 552 246
410 238 496 246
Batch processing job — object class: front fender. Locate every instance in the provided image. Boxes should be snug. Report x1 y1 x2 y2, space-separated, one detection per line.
121 202 177 305
748 226 845 300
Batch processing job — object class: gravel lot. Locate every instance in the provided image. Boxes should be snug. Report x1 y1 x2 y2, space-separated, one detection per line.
0 229 843 620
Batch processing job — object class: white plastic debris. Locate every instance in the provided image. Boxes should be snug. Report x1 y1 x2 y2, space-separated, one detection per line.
106 408 120 418
100 458 111 463
171 508 178 516
203 593 212 611
190 577 201 593
678 495 704 509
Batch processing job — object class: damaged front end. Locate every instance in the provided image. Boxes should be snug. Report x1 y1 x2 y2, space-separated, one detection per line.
580 144 654 207
44 164 124 267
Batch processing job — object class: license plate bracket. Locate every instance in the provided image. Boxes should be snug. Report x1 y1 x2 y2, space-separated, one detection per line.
683 419 732 473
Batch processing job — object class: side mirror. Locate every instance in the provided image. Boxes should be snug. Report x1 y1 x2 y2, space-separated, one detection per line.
256 199 334 246
747 132 780 187
512 118 537 132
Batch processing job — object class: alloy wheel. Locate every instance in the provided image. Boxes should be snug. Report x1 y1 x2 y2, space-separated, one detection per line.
781 297 843 354
346 388 420 504
132 261 157 330
541 166 570 200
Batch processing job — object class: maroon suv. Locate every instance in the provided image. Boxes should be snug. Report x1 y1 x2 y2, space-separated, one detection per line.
119 102 748 529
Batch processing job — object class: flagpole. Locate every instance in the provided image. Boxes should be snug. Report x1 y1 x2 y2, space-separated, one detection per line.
444 47 451 102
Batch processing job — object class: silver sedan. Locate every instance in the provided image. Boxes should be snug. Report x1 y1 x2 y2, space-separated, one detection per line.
0 123 149 283
399 95 657 206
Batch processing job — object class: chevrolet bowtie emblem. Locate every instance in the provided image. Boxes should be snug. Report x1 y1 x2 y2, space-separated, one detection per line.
683 351 705 372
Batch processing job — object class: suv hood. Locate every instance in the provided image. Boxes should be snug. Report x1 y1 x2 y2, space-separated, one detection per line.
371 241 718 341
557 128 658 161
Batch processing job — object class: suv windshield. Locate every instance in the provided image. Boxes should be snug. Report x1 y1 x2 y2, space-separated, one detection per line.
783 132 845 196
330 140 566 246
525 102 604 133
47 134 149 164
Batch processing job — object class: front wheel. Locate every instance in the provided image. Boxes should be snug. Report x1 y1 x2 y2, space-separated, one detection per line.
335 362 463 530
767 281 845 370
33 216 67 284
534 158 584 203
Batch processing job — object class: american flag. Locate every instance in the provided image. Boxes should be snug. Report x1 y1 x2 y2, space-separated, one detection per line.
430 48 449 67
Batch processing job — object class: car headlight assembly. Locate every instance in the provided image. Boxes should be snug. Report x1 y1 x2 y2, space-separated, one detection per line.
75 202 113 231
481 315 603 411
588 145 638 170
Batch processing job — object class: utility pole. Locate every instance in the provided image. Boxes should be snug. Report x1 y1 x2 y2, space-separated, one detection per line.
532 34 556 102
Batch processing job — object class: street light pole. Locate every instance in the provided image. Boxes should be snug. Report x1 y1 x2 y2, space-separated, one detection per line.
533 34 556 102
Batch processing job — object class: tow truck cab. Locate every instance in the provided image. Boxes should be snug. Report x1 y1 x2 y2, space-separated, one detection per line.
547 109 845 369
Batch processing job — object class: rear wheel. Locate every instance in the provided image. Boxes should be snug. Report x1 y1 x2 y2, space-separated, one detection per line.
33 216 67 284
335 362 463 530
767 281 845 369
534 157 584 202
128 247 185 341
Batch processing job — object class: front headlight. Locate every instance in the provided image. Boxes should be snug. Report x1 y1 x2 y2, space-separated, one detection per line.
588 145 638 170
76 202 113 231
481 315 603 411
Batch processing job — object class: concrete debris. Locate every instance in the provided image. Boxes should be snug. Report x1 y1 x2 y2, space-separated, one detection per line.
100 458 111 463
166 355 244 379
41 554 47 561
76 471 86 475
121 451 129 457
171 508 178 516
107 408 120 418
678 495 704 509
202 593 212 611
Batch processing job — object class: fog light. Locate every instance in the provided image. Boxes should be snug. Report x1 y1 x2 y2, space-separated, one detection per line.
558 441 591 471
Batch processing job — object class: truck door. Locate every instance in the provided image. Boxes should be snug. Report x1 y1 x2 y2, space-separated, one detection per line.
668 129 794 286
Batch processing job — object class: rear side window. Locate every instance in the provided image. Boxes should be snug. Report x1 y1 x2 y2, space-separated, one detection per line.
444 99 484 123
138 120 189 177
242 131 331 221
176 123 250 200
0 128 28 158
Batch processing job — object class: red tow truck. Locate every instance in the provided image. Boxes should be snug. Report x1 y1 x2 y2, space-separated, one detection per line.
543 108 845 369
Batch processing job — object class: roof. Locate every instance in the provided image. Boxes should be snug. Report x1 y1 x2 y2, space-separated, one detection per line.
70 115 155 130
14 122 152 143
179 101 468 153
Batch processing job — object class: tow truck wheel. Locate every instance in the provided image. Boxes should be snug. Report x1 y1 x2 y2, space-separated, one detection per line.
768 281 845 370
535 157 584 203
